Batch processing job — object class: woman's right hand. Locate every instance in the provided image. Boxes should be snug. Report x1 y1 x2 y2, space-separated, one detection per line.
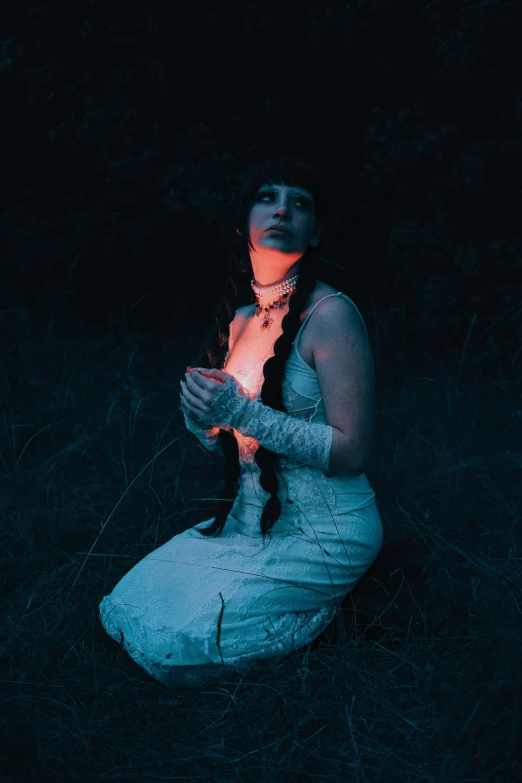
180 399 223 453
180 367 235 431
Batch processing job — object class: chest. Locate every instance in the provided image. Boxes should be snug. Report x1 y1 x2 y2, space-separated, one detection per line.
227 306 316 377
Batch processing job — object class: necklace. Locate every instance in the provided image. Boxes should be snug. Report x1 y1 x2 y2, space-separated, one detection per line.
250 274 299 331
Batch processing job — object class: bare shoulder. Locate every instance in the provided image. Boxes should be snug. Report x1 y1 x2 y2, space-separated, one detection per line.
312 285 369 342
313 280 338 300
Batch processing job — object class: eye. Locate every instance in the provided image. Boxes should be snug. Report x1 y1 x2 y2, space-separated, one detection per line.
256 189 312 209
294 195 313 210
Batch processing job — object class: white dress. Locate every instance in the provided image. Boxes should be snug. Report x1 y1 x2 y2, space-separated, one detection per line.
98 292 383 688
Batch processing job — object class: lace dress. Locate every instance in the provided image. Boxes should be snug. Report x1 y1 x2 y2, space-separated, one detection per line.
98 293 383 688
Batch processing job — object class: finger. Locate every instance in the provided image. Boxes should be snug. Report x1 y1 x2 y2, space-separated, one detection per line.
181 379 208 415
193 367 228 382
185 372 212 402
188 369 213 390
184 399 204 419
182 393 206 419
182 379 206 410
190 368 226 387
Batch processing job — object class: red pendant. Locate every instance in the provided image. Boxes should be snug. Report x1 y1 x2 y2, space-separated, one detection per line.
254 297 289 331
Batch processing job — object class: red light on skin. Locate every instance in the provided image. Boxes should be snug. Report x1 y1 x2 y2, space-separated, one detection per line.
192 368 225 384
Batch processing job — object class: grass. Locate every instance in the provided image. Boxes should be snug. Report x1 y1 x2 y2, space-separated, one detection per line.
0 303 520 782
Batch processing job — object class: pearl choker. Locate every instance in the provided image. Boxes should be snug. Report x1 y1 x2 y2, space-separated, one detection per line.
250 274 299 331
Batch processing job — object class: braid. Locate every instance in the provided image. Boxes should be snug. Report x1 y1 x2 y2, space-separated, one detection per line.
193 246 320 541
190 154 329 540
254 248 319 540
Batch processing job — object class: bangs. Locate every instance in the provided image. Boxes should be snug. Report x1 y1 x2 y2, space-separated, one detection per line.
255 158 320 199
234 156 327 251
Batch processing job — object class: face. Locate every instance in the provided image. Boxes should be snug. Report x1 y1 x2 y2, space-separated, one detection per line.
247 181 321 258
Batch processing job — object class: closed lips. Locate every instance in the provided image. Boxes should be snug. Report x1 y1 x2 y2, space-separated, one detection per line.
266 226 290 234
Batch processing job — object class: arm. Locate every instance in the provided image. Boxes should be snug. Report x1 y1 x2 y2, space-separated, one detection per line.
232 296 374 477
233 402 334 472
233 403 366 478
311 294 375 475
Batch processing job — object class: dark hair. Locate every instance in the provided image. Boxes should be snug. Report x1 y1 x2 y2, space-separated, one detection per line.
192 155 330 541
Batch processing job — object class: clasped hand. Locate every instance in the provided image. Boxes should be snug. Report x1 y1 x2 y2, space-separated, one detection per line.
180 367 252 430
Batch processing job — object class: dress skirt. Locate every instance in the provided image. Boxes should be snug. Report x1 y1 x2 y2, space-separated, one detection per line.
99 466 383 689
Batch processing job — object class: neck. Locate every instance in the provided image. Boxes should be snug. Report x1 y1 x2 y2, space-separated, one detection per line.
253 270 297 290
250 250 302 286
250 256 302 289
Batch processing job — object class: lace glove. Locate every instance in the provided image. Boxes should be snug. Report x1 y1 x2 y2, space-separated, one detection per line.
181 406 222 454
190 368 333 473
233 396 334 473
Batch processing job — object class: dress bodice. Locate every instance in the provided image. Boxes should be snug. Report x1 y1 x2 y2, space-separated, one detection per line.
225 291 368 420
223 293 366 456
220 291 375 523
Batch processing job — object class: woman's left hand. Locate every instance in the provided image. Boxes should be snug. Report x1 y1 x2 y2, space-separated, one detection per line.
180 367 252 430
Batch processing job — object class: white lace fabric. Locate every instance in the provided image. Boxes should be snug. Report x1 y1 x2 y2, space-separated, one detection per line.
182 406 222 453
99 311 382 689
232 389 333 473
181 354 331 469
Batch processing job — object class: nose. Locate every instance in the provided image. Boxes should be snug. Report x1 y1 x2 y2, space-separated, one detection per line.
274 200 291 217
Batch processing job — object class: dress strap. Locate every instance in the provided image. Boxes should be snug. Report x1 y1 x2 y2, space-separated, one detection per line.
296 291 369 341
336 292 369 339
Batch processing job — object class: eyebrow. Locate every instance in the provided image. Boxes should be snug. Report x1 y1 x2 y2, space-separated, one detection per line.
259 185 313 197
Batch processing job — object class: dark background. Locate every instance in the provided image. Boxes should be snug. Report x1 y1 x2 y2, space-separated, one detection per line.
1 0 520 358
0 2 520 780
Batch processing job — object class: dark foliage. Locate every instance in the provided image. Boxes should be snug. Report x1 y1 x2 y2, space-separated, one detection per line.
0 2 520 779
1 0 519 360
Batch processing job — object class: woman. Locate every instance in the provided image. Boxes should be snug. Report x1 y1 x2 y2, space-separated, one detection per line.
99 156 383 688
